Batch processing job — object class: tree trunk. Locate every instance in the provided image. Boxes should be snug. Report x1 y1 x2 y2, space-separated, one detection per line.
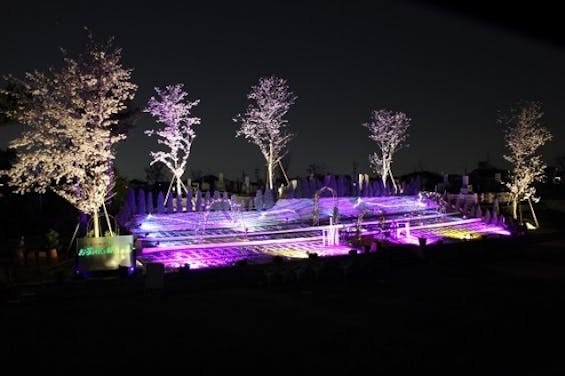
268 144 274 190
389 169 397 194
107 160 114 205
519 201 523 224
511 198 518 220
268 162 273 191
93 208 100 238
379 154 391 192
175 174 181 198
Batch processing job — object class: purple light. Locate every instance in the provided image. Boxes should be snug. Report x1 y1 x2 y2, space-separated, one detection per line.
129 195 511 271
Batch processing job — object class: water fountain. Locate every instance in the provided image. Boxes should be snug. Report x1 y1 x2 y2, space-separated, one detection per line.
194 196 247 240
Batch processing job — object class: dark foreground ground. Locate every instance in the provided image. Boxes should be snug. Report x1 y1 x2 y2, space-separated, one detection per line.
2 231 565 373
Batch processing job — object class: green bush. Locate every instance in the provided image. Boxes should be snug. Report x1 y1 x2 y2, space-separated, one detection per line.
45 228 60 249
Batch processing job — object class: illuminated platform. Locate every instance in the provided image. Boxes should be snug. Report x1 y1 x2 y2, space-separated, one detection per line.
127 195 510 271
138 241 353 270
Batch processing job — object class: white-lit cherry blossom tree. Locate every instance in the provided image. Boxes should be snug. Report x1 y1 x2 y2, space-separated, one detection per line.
363 109 411 193
2 34 137 238
234 76 296 191
143 84 201 204
499 101 552 225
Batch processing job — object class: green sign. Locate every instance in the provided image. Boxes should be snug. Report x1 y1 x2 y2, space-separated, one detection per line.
77 235 134 272
78 246 130 257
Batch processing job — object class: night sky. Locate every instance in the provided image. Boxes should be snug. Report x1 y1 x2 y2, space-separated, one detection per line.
1 0 563 181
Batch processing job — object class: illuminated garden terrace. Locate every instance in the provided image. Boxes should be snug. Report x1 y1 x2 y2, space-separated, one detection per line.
128 195 511 271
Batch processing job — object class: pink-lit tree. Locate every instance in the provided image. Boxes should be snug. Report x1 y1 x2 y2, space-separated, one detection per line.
234 76 296 190
363 109 411 193
500 101 552 226
144 84 201 205
2 34 137 238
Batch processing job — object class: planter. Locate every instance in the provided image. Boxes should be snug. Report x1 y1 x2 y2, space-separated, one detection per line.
26 251 36 266
16 248 25 266
76 235 134 275
47 248 58 263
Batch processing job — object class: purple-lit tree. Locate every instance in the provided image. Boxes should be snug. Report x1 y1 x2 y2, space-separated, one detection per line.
2 34 137 238
499 101 552 225
363 109 411 193
144 84 201 205
234 76 296 190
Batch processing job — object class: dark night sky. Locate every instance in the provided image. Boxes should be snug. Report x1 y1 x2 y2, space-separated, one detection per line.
1 0 564 181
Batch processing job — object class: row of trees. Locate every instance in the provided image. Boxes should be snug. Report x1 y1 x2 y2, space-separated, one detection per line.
0 33 300 238
0 32 554 240
143 76 296 200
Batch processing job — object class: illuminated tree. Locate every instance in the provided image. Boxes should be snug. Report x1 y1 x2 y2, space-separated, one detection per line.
499 101 552 225
2 33 137 238
363 109 411 193
234 76 296 190
144 84 201 204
